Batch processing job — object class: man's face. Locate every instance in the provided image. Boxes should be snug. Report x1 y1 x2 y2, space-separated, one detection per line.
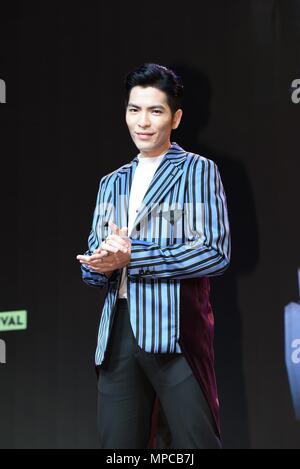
126 86 182 157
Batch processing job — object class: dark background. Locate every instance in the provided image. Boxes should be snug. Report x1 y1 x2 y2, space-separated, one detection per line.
0 1 299 449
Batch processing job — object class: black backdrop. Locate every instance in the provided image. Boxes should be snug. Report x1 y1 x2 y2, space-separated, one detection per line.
0 1 299 449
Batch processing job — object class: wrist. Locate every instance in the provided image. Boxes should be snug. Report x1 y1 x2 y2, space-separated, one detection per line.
105 270 115 278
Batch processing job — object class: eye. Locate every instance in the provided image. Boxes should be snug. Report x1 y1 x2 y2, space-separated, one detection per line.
153 110 162 114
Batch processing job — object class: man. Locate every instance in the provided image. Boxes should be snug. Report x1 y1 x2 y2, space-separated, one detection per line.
77 63 231 449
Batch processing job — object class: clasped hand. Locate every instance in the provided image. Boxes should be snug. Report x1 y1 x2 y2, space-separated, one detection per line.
76 223 131 273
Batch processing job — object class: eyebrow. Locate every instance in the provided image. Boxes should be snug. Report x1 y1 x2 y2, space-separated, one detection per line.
127 103 166 110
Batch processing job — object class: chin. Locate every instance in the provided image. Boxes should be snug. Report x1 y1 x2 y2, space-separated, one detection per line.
136 141 152 149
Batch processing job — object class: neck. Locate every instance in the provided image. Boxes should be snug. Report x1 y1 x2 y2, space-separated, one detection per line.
139 141 171 158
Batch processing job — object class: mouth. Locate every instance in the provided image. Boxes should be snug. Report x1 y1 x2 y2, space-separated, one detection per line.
136 132 155 140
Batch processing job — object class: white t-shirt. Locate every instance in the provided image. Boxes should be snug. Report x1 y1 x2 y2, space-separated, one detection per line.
118 150 168 298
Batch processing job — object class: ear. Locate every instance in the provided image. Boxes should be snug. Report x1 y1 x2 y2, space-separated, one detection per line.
172 108 183 130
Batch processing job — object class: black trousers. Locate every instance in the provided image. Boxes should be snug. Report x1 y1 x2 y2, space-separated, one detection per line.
97 298 221 449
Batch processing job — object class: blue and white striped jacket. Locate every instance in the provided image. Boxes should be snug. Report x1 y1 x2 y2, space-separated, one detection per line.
81 142 231 366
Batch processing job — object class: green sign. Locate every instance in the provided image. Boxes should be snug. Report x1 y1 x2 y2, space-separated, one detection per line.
0 310 27 331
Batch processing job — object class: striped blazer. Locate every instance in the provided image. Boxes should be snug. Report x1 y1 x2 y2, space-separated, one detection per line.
81 140 230 363
80 141 231 433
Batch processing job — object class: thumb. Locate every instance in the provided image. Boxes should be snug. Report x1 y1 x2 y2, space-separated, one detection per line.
109 222 119 234
120 226 129 238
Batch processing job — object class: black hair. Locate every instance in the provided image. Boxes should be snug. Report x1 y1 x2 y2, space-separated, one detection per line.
124 63 183 115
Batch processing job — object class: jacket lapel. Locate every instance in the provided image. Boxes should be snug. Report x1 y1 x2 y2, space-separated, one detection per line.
117 142 187 237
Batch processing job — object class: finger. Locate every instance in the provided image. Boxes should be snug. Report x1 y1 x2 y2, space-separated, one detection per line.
120 228 131 246
86 260 104 268
78 251 109 265
119 227 129 240
79 257 97 265
79 258 108 270
77 250 105 261
100 242 120 254
77 255 91 262
107 231 130 246
109 222 120 235
95 250 110 259
87 253 110 262
105 239 128 253
106 234 128 247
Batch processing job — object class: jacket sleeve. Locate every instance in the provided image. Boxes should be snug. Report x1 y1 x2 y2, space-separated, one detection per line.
127 158 231 280
80 177 120 288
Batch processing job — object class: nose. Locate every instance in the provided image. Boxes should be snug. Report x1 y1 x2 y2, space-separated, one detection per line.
137 112 151 128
